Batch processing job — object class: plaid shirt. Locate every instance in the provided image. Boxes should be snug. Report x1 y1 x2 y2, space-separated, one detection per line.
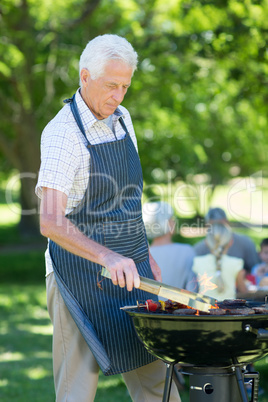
35 89 138 275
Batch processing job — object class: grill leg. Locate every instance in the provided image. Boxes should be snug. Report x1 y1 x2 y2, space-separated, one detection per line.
232 359 248 402
234 366 248 402
162 363 175 402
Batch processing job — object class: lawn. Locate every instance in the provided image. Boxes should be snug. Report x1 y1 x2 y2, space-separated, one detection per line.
0 283 132 402
0 280 189 401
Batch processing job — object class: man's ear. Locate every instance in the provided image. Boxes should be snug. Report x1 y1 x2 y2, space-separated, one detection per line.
80 68 90 87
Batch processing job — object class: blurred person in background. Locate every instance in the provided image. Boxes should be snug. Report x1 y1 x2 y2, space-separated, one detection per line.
192 222 248 300
194 207 260 274
143 201 197 292
252 238 268 287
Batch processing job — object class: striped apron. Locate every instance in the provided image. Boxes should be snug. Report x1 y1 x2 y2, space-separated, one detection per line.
49 95 157 376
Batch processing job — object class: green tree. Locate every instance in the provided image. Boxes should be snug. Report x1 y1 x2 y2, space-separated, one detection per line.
122 0 268 215
0 0 104 234
126 1 268 185
0 0 268 231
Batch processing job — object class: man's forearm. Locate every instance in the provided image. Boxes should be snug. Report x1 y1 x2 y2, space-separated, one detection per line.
40 213 140 291
40 213 111 267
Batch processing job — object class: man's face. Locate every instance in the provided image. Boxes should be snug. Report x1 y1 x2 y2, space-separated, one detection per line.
80 60 133 120
260 245 268 264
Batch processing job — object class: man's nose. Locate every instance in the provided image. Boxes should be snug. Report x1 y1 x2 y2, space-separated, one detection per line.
112 88 125 103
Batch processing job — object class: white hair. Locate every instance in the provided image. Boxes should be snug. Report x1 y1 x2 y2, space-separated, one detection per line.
142 201 174 239
79 34 138 83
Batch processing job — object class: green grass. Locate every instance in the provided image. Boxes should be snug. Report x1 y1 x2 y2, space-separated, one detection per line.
0 283 190 401
0 283 131 402
0 284 54 401
255 357 268 400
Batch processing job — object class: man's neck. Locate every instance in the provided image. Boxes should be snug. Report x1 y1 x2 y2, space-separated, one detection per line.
80 87 105 120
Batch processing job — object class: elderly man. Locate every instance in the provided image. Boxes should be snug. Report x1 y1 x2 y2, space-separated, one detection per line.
36 35 180 402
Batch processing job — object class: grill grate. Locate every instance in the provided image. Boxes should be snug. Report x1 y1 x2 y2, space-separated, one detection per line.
126 298 268 316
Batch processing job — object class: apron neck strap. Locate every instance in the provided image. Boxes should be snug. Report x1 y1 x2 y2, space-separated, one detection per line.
64 94 129 146
64 94 91 147
118 116 129 136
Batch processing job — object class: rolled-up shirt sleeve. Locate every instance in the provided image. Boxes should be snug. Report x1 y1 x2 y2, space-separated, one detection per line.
35 123 80 199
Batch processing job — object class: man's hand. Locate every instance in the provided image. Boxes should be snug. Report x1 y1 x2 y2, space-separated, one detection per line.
100 250 140 292
149 251 162 282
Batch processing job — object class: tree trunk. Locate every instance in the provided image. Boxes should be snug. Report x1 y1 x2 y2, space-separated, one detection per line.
15 111 41 237
18 174 41 237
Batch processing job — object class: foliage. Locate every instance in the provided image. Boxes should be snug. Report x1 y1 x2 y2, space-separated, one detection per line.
0 0 268 227
123 0 268 189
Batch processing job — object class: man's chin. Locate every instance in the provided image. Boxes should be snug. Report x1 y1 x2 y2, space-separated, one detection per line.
105 105 117 114
98 106 117 120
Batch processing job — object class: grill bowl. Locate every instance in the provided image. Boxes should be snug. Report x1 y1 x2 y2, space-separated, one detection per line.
125 309 268 367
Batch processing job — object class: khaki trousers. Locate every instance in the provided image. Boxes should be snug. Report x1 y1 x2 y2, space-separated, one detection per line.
46 273 180 402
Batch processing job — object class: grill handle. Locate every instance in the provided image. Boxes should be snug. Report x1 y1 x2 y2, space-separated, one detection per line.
137 277 161 295
245 325 268 340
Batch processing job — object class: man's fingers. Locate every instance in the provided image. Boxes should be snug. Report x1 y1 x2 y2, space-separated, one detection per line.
110 270 118 286
105 256 140 291
117 270 126 288
133 274 140 289
122 266 134 291
110 268 127 288
116 266 138 291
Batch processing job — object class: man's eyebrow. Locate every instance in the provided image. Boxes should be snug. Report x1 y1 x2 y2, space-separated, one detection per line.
106 81 131 87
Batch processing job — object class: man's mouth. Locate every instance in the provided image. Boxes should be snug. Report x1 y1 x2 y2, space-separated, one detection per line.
106 103 118 109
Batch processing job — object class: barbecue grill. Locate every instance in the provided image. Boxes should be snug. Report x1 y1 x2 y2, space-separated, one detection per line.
101 269 268 401
124 299 268 402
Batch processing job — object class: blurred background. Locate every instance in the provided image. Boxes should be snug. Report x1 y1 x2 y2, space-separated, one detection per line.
0 0 268 400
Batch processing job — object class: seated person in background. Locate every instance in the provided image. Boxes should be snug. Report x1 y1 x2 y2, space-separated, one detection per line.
142 201 196 292
192 223 248 300
194 207 260 273
252 238 268 287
